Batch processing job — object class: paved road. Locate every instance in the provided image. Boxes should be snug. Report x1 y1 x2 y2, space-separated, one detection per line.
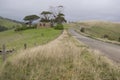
69 28 120 63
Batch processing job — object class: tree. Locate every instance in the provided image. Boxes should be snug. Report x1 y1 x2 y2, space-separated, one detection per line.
40 11 52 22
118 37 120 42
23 15 40 27
50 5 64 18
80 27 85 32
49 5 66 25
0 25 8 32
55 13 66 24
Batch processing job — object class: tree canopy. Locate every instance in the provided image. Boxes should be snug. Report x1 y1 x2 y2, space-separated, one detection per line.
49 6 66 25
23 15 40 26
40 11 52 22
23 5 66 27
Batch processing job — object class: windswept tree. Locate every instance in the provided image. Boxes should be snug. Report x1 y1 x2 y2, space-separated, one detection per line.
40 11 52 22
50 5 63 19
39 5 66 27
23 15 40 26
49 5 66 25
55 13 66 24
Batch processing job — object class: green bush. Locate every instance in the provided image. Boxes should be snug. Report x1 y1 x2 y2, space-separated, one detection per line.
54 24 64 30
32 24 37 28
80 27 85 32
0 25 8 32
14 25 36 31
103 34 109 38
118 37 120 42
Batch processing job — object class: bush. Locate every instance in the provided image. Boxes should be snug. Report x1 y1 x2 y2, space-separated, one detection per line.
118 37 120 42
32 24 37 28
80 27 85 32
14 26 26 31
103 34 109 38
0 25 8 32
14 25 36 31
54 24 64 30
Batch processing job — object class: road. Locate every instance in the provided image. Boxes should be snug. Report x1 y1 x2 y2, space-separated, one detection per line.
69 28 120 63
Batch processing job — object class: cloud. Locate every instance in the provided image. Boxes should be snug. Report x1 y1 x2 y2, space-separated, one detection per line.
0 0 120 22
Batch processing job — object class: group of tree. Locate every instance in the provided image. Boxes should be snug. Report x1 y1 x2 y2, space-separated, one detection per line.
23 5 66 28
23 15 40 27
0 25 8 32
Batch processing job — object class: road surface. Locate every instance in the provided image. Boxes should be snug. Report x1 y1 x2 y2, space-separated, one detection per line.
69 28 120 63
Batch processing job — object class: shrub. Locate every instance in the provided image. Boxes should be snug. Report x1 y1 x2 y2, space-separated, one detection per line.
14 26 27 31
54 24 64 30
0 25 8 32
103 34 109 38
118 37 120 42
14 25 36 31
80 27 85 32
32 24 37 28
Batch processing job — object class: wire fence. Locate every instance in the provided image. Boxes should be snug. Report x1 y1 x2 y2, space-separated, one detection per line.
0 43 28 62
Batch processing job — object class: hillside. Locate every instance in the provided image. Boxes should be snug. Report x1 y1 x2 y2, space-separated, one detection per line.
0 16 21 31
75 21 120 43
0 30 120 80
0 28 62 50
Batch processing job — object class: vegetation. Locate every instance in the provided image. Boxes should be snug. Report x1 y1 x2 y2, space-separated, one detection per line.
14 25 36 31
23 5 66 29
40 11 52 22
80 27 85 32
51 6 66 25
23 15 40 26
76 21 120 42
55 13 66 24
0 17 21 31
119 37 120 42
54 24 64 30
0 26 8 32
0 28 62 50
0 31 119 80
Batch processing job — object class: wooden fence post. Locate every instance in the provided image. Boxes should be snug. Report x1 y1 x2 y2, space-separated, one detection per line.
24 43 27 49
34 43 36 46
2 44 6 62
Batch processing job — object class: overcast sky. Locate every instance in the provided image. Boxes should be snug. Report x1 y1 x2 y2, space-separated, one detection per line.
0 0 120 22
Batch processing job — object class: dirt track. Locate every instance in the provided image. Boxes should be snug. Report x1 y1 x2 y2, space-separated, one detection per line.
69 28 120 63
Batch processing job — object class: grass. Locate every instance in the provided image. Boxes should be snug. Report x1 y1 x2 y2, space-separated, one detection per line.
0 28 62 50
0 30 120 80
75 21 120 42
0 18 20 29
85 26 120 41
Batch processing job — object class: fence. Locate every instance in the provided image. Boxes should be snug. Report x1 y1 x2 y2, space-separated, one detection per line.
0 43 28 62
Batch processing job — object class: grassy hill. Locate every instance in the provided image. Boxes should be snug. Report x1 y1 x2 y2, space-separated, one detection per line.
0 30 119 80
0 28 62 50
0 16 21 31
75 21 120 42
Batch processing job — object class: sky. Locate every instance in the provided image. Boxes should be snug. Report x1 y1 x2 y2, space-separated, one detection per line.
0 0 120 22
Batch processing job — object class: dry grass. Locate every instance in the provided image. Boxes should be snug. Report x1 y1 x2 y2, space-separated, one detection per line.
0 30 120 80
77 20 120 27
74 21 120 44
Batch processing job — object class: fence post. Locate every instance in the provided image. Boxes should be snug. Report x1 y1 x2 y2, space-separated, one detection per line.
24 43 27 49
34 43 36 46
2 44 6 62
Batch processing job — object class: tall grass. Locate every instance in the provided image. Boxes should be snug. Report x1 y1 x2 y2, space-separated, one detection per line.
76 21 120 42
0 30 120 80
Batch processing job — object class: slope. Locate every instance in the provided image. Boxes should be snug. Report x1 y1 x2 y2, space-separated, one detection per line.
76 21 120 42
0 16 21 31
0 30 119 80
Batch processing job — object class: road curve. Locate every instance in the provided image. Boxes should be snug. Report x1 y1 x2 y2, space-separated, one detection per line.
69 28 120 63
